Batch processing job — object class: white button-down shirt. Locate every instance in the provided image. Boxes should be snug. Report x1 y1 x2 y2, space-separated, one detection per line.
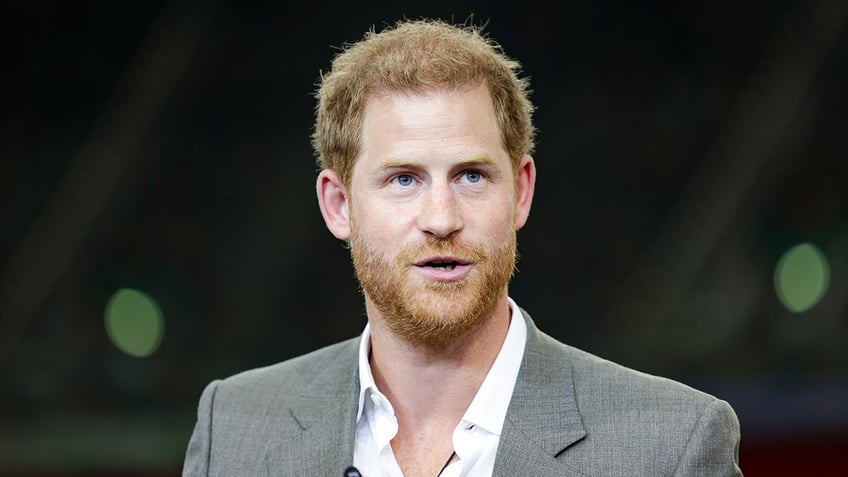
353 297 527 476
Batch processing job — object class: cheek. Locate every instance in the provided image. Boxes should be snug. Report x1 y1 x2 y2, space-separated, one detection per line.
466 209 514 242
351 204 408 247
478 196 517 228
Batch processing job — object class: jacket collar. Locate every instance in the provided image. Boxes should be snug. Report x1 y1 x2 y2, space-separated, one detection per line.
493 309 588 475
265 308 587 475
264 339 360 476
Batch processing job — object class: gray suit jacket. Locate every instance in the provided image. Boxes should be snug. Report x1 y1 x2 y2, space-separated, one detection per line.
183 310 742 476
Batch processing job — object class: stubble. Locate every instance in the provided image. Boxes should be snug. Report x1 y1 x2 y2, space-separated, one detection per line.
350 223 517 350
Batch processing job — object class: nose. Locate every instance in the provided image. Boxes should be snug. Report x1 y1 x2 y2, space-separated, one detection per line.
417 181 463 238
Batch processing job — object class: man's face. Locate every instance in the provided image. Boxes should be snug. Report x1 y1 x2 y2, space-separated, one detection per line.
341 84 534 348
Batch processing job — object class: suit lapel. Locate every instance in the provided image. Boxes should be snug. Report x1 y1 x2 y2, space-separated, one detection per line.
263 339 360 476
493 310 588 476
262 311 587 475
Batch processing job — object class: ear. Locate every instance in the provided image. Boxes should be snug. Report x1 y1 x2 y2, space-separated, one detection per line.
316 169 351 240
514 154 536 230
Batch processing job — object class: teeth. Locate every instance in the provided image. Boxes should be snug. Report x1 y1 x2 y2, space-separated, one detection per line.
434 264 456 271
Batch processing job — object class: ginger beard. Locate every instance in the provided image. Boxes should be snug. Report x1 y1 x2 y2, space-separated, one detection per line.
349 219 517 350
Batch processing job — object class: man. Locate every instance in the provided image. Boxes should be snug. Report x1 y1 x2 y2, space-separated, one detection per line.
183 18 742 476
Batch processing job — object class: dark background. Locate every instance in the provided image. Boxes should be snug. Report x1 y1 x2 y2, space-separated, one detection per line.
2 0 847 475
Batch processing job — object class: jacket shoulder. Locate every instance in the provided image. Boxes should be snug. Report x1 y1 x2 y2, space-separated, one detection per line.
532 331 741 475
216 337 359 398
183 338 360 476
550 335 718 406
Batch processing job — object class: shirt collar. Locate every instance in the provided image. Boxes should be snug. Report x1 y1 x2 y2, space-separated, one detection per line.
355 296 527 435
458 296 526 436
356 322 380 423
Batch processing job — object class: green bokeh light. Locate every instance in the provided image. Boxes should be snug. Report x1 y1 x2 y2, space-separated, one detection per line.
104 288 164 357
774 243 830 313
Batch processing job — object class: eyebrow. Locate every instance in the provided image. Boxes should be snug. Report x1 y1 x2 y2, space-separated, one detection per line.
376 155 498 170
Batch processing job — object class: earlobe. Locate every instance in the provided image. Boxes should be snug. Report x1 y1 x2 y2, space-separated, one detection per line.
316 169 351 240
514 155 536 230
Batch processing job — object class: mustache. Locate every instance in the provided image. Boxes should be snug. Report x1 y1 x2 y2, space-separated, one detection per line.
397 235 487 264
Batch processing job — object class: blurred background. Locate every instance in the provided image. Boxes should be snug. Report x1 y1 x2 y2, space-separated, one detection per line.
2 0 847 475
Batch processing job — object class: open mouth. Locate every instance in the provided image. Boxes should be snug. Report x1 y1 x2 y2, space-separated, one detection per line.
415 257 469 271
412 256 472 281
427 260 458 271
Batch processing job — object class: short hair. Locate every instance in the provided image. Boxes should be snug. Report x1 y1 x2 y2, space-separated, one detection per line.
311 18 536 187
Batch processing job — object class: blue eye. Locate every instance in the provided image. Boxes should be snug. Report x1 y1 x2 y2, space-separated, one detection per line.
395 174 414 186
464 170 482 183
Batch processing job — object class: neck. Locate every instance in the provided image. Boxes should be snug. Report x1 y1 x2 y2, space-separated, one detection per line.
366 293 512 424
365 293 512 477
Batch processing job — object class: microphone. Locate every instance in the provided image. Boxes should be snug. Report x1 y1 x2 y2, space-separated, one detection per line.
343 466 363 477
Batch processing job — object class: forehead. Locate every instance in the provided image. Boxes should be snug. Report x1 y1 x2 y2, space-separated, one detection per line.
357 84 505 164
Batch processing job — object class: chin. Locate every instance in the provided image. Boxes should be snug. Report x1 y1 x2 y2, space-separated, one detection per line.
381 287 501 349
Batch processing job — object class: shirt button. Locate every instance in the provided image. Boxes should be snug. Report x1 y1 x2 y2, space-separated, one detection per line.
370 393 381 407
